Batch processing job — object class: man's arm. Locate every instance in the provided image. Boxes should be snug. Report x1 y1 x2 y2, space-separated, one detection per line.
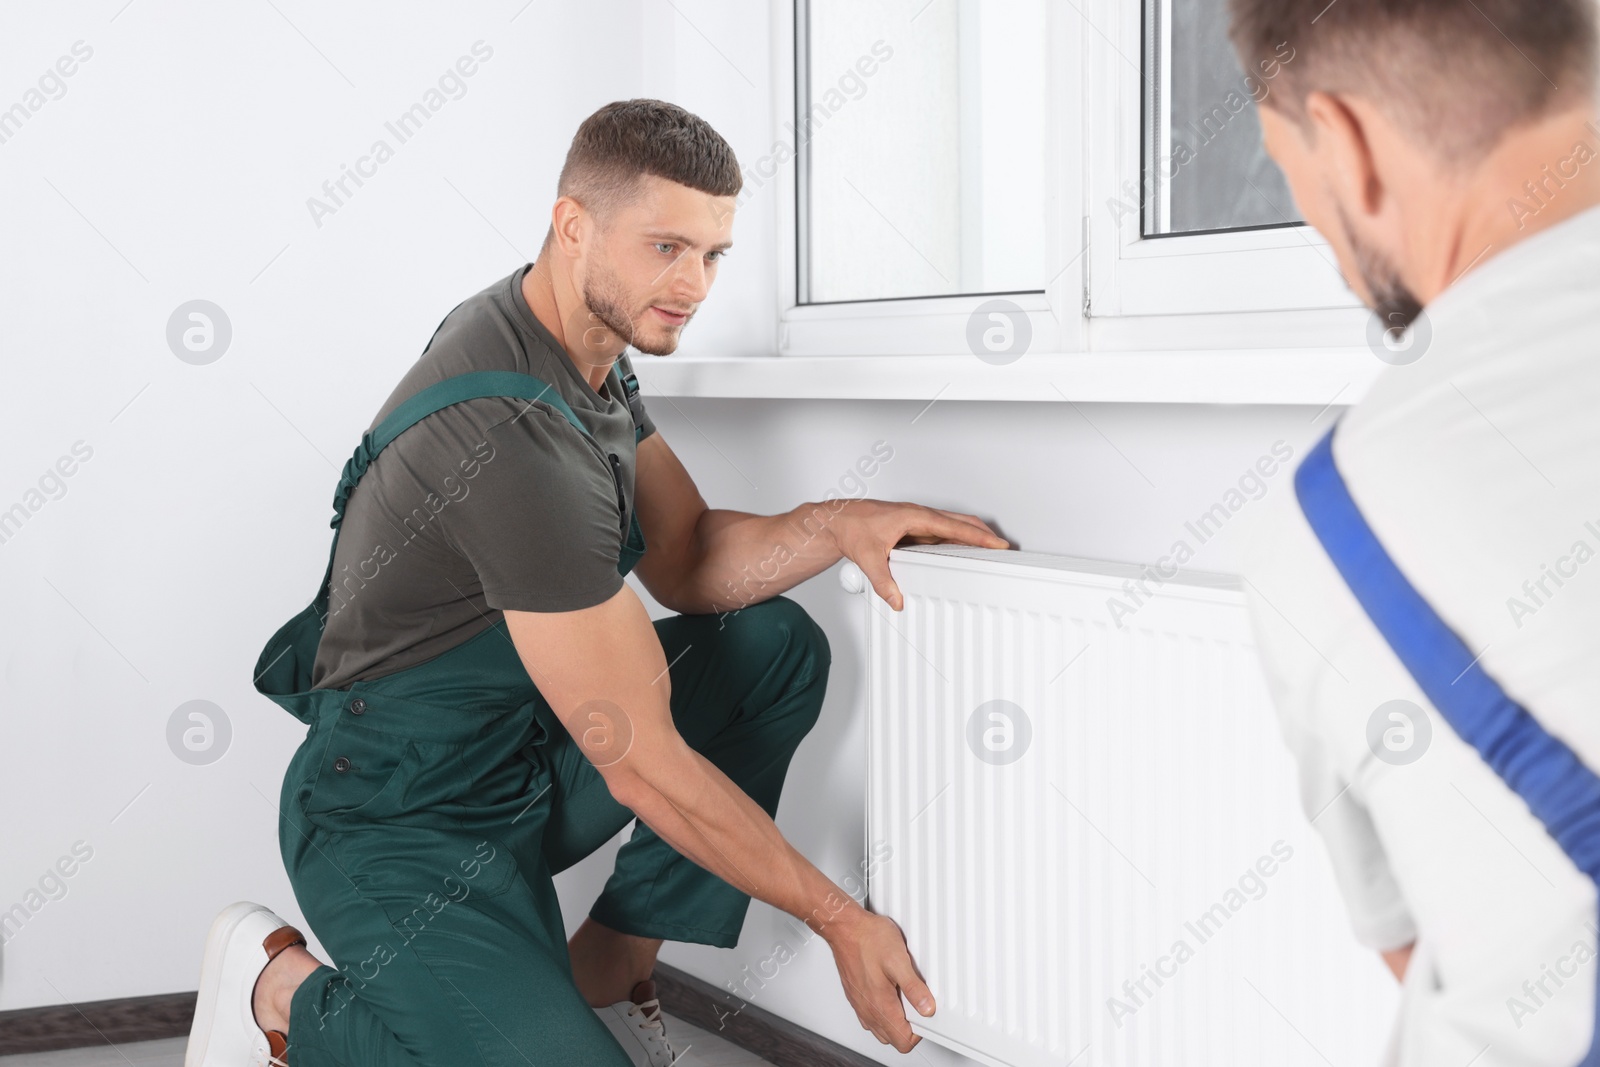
631 432 1008 615
504 586 935 1053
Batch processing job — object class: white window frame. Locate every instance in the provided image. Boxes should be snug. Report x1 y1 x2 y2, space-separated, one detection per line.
775 0 1084 358
1081 0 1366 324
770 0 1374 364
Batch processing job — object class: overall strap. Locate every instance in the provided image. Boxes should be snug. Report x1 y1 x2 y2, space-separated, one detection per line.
254 369 597 712
614 351 646 445
330 371 587 532
1295 426 1600 886
317 370 589 601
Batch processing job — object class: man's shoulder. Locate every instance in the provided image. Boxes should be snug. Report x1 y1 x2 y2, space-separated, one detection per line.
371 272 526 422
351 268 595 480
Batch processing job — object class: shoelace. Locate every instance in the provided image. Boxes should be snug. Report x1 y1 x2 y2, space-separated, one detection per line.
629 994 667 1037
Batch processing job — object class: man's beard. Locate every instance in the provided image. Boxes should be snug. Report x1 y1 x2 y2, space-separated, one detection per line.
1338 203 1424 334
581 252 682 357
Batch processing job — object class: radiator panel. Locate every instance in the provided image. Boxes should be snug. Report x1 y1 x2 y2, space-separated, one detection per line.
854 546 1396 1067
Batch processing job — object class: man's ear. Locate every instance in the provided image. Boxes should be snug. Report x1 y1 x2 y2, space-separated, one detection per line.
550 195 588 259
1304 89 1384 219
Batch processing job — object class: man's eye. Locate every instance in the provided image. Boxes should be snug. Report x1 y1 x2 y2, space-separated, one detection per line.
655 242 674 255
707 250 725 263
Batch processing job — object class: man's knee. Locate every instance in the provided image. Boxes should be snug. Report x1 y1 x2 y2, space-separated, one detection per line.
743 594 831 684
717 596 830 738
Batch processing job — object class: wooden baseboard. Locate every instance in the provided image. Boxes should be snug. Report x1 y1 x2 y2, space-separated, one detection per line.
653 962 879 1067
0 964 878 1066
0 991 198 1056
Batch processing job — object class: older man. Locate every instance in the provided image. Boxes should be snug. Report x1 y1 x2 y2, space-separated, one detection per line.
1230 1 1600 1063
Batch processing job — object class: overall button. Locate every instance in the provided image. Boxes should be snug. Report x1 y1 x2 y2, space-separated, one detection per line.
349 697 367 715
333 756 351 772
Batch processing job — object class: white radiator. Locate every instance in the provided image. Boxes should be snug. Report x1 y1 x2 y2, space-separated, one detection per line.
838 546 1396 1067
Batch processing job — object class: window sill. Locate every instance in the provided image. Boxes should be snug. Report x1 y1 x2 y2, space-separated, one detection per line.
630 349 1381 406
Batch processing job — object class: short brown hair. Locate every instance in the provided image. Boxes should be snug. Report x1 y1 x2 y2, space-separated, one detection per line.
1228 0 1599 163
551 98 741 234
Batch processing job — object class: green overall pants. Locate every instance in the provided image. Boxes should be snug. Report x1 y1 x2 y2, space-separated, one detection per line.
251 370 831 1066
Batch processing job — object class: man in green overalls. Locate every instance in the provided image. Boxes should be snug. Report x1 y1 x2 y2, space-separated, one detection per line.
183 99 1009 1067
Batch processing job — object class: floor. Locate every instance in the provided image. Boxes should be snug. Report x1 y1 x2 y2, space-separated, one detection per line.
0 1012 779 1066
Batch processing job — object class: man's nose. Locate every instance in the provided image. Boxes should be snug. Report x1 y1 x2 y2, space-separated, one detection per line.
670 254 711 303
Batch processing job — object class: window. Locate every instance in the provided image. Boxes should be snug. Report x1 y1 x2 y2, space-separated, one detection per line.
797 0 1049 304
1142 0 1303 237
1084 0 1363 323
778 0 1367 361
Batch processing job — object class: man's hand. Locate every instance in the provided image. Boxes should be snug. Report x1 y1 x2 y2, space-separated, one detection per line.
1381 941 1415 982
827 499 1008 611
821 906 936 1053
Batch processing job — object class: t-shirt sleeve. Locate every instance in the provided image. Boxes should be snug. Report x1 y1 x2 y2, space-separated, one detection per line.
438 404 626 613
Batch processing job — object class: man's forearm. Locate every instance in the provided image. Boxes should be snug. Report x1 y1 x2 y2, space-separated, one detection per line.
670 500 852 615
614 734 868 940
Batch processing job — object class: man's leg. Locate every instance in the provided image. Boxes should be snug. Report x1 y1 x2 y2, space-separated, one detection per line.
566 919 663 1009
278 801 636 1065
537 594 832 1002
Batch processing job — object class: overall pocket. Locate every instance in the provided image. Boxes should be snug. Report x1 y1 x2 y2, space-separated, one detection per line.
300 715 418 825
297 717 525 901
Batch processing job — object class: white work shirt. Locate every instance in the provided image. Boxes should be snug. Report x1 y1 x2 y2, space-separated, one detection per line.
1241 202 1600 1066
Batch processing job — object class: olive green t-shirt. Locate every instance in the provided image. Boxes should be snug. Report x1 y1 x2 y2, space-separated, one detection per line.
310 263 656 690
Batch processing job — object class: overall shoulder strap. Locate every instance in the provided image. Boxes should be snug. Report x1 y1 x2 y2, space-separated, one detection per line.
330 370 586 530
255 370 590 710
1294 426 1600 882
614 351 647 444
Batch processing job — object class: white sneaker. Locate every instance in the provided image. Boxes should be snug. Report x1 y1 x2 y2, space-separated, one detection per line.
594 978 683 1066
185 901 306 1067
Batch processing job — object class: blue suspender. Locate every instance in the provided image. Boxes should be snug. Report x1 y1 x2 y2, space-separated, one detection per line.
1296 426 1600 1063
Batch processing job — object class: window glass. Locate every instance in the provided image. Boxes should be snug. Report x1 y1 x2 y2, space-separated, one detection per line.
802 0 1048 303
1142 0 1304 236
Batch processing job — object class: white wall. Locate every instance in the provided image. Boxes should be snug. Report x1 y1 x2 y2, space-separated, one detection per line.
0 3 1379 1065
0 0 660 1006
